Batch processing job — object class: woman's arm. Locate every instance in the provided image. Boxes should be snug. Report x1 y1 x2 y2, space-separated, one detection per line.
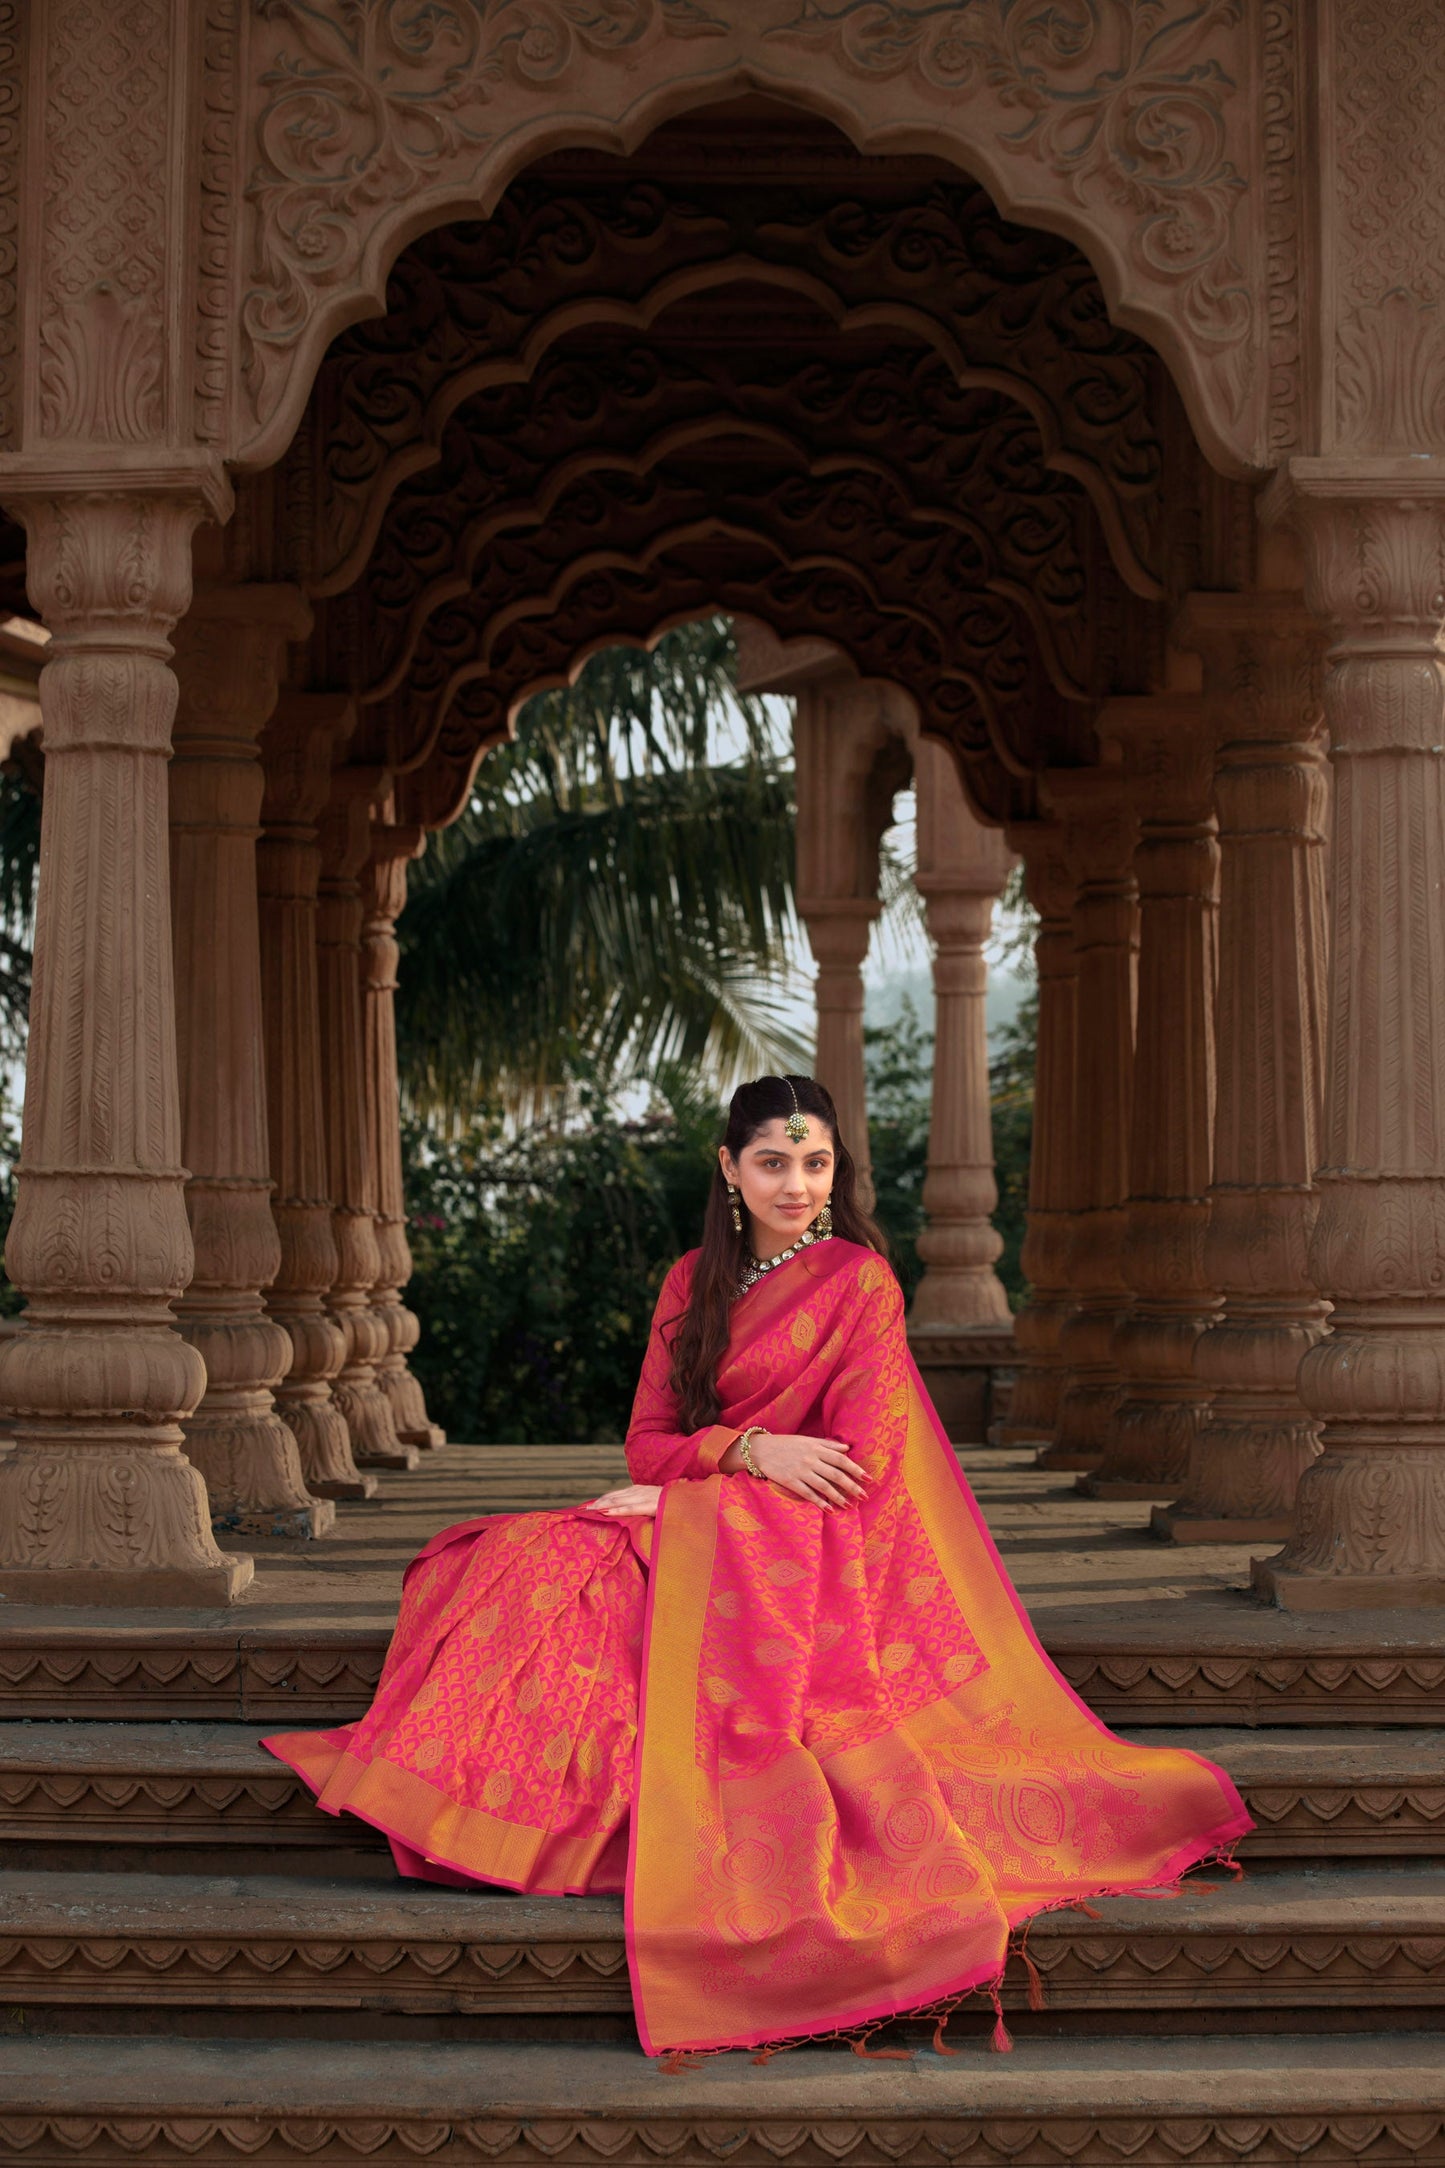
622 1259 744 1485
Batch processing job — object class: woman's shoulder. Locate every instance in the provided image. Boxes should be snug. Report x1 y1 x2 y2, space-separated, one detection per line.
803 1238 901 1301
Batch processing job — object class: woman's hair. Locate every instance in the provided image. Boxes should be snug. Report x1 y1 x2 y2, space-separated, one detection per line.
665 1073 887 1430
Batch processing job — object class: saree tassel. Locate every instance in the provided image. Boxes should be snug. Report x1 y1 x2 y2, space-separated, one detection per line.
660 2051 704 2075
931 2014 960 2057
988 1990 1014 2054
1072 1900 1103 1920
850 2030 912 2061
1020 1944 1047 2012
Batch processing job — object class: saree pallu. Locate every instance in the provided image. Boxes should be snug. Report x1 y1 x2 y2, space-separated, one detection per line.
266 1239 1250 2056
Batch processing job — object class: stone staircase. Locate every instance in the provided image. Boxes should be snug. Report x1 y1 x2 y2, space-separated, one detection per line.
1 1442 1443 2164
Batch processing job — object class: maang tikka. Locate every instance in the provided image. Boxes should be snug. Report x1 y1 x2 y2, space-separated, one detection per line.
784 1077 810 1144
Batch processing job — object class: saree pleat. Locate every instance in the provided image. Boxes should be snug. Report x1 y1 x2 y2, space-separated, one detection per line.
266 1240 1250 2055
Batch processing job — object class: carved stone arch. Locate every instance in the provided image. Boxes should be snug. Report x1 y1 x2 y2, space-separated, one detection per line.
366 513 1091 832
235 9 1265 482
347 363 1141 715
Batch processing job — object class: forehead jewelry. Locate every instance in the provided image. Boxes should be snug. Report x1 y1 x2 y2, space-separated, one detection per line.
784 1077 810 1144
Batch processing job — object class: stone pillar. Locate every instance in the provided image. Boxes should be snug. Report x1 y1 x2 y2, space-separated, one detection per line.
907 744 1015 1437
803 899 880 1201
1079 699 1222 1502
169 587 334 1540
363 824 445 1452
1039 766 1139 1474
1000 823 1080 1448
1154 594 1329 1544
258 697 376 1502
0 476 251 1604
1256 473 1445 1609
318 784 418 1473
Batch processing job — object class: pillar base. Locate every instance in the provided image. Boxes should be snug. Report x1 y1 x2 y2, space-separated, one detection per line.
1077 1473 1181 1501
1151 1503 1294 1545
398 1421 447 1452
355 1440 421 1472
0 1558 254 1607
1251 1555 1445 1610
1036 1444 1104 1473
209 1498 336 1540
308 1469 380 1501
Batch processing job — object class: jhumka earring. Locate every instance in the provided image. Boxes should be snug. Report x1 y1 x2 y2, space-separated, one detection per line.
784 1077 810 1144
727 1182 743 1233
818 1196 833 1235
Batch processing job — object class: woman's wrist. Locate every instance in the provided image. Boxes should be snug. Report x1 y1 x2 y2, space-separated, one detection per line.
735 1425 767 1478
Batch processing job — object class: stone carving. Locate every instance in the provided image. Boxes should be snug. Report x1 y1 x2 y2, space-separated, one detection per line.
1000 824 1078 1446
1262 0 1302 456
169 585 334 1542
1038 765 1138 1473
1079 698 1221 1503
766 0 1252 403
1329 3 1445 452
195 0 243 444
1156 591 1328 1545
0 475 252 1605
1256 474 1445 1608
0 0 23 451
0 1632 385 1721
238 4 1259 474
36 0 169 444
259 696 378 1503
363 823 445 1451
301 174 1167 603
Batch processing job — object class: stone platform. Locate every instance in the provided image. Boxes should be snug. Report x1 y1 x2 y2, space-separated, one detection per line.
0 1446 1441 1724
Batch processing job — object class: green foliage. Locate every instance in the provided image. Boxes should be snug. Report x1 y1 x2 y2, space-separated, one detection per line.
988 983 1037 1307
401 1090 718 1445
863 1001 934 1305
397 620 808 1124
0 767 38 1059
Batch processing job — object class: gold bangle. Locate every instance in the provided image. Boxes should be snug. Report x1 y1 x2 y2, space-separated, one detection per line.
736 1426 766 1479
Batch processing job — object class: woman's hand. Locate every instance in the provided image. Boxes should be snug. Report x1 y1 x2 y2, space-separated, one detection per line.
589 1483 662 1518
748 1433 871 1511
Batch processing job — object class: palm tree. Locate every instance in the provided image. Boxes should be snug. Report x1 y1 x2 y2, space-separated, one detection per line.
395 618 813 1124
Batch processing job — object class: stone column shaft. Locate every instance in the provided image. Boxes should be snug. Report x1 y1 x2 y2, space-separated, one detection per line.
1155 593 1329 1544
319 785 417 1473
1256 471 1445 1609
364 825 445 1452
1080 699 1222 1502
0 475 251 1605
909 753 1014 1336
1039 766 1139 1473
803 898 880 1204
259 697 376 1501
1001 824 1079 1445
169 586 333 1540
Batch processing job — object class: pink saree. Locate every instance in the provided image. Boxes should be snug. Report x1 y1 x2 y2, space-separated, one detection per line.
266 1240 1250 2056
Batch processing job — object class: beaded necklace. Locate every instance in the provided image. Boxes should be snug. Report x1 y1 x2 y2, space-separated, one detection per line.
737 1218 832 1295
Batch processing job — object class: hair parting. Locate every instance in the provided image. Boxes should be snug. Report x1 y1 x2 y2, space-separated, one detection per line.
665 1073 887 1430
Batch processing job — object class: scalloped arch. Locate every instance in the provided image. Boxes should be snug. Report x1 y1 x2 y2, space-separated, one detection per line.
237 5 1266 480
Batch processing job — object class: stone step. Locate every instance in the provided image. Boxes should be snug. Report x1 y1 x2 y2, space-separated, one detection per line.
3 1615 1443 1725
0 2032 1442 2167
4 1724 1443 1872
4 1867 1445 2033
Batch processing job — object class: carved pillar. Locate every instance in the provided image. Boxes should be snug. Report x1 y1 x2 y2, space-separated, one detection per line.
1079 699 1222 1501
1039 766 1139 1474
1154 594 1329 1544
1000 822 1079 1447
0 478 251 1604
803 900 879 1200
169 588 334 1540
318 784 417 1473
1256 474 1445 1608
363 824 445 1452
258 698 376 1502
909 745 1015 1335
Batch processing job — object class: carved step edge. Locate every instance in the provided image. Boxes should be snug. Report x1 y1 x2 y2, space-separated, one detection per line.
3 1869 1445 2022
3 1726 1444 1862
3 1625 1445 1722
1 2034 1443 2168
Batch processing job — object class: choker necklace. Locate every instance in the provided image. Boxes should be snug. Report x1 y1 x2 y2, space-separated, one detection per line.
737 1216 832 1295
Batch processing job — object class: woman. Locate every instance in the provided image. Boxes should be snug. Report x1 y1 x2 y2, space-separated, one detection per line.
266 1074 1249 2059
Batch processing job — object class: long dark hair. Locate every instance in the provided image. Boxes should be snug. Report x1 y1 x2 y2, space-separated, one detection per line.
666 1074 887 1430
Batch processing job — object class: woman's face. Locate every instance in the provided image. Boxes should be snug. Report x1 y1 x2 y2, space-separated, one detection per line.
721 1118 835 1258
